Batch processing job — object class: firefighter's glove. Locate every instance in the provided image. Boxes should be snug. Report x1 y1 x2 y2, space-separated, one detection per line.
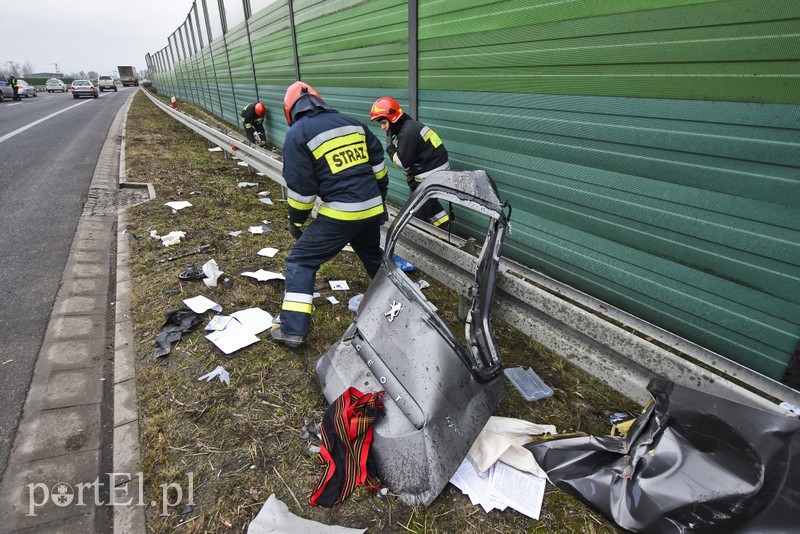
404 172 418 192
386 142 397 159
287 222 303 240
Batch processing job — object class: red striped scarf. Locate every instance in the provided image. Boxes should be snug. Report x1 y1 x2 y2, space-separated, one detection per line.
310 387 385 507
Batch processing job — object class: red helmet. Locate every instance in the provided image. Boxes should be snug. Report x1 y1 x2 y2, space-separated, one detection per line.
254 102 266 116
370 97 404 123
284 81 322 125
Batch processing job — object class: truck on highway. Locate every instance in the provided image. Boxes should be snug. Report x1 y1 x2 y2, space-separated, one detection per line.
117 66 138 87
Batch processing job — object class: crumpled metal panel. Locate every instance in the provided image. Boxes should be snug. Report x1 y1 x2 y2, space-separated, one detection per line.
316 170 508 506
528 379 800 533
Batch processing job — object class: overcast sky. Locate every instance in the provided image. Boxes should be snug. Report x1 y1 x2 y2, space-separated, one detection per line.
2 0 195 76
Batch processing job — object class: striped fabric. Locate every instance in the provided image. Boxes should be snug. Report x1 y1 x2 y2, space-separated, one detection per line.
310 387 385 507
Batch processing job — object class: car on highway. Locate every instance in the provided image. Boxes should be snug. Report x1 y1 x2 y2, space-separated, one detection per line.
15 79 37 98
45 78 68 92
70 80 99 99
97 75 117 92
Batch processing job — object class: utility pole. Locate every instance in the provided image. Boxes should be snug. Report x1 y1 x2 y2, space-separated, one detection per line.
54 63 63 77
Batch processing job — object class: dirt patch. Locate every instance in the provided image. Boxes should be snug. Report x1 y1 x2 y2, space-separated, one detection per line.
125 92 637 533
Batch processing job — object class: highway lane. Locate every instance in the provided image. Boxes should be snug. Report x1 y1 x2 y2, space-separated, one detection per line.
0 88 131 482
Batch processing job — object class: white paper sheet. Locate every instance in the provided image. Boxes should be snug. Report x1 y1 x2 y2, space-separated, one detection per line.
241 269 285 282
257 247 279 258
230 308 273 335
259 198 274 205
208 146 223 152
249 226 264 234
205 321 260 354
489 462 545 520
198 365 230 385
329 280 349 290
165 201 192 211
238 181 258 187
183 295 222 314
327 296 339 304
202 259 224 288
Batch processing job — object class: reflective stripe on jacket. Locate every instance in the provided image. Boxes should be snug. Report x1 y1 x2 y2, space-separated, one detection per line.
283 109 387 224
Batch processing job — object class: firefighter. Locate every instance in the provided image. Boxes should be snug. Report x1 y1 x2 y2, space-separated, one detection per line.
241 102 267 144
370 97 451 230
270 81 388 348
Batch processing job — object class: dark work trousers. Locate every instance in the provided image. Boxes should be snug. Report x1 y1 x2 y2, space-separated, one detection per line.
280 215 382 337
245 122 266 143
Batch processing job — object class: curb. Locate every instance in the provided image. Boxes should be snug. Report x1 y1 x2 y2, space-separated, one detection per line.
112 91 150 533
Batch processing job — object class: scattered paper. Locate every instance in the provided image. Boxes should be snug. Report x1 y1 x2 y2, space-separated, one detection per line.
327 296 339 305
249 226 264 234
160 230 186 246
416 279 430 290
198 365 230 385
205 315 233 331
259 198 273 205
257 191 269 196
208 146 223 152
329 280 349 291
468 416 556 478
241 269 285 282
450 458 546 519
202 259 224 288
229 230 242 237
149 230 160 239
183 295 222 314
165 201 192 211
257 247 279 258
255 172 266 176
247 493 365 534
238 181 258 187
230 308 273 335
205 321 260 354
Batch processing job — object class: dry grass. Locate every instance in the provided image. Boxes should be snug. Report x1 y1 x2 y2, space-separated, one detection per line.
125 92 638 533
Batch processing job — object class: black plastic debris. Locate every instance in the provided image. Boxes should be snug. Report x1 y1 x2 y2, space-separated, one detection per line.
527 379 800 533
178 262 204 281
153 307 203 358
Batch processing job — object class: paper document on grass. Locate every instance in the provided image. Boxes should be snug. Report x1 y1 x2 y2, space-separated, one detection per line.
205 320 260 354
450 457 544 518
241 269 285 282
184 295 222 314
230 308 273 335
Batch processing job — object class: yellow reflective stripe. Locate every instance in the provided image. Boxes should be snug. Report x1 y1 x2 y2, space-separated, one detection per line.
317 203 384 221
373 161 387 180
421 126 443 148
432 213 450 227
282 301 313 314
288 197 314 210
311 132 365 160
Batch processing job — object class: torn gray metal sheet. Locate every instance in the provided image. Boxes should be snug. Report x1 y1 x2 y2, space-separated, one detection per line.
317 170 509 506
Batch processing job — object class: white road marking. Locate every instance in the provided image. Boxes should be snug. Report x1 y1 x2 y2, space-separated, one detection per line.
0 98 96 145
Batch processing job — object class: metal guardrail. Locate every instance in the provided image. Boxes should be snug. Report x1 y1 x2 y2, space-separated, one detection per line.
141 89 800 413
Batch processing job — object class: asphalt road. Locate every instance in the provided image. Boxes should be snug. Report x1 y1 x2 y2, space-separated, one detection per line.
0 87 130 483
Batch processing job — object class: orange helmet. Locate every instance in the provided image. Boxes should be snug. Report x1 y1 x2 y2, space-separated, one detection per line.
283 81 322 125
370 97 404 123
254 102 266 116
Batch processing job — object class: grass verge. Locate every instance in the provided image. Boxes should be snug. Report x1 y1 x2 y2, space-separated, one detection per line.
124 91 639 533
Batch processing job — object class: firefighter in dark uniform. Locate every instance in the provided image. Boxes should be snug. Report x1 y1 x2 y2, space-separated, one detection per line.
10 74 20 101
370 97 451 230
241 102 267 144
270 81 388 348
